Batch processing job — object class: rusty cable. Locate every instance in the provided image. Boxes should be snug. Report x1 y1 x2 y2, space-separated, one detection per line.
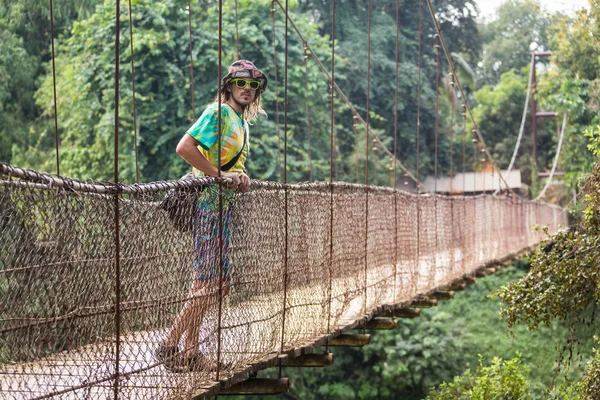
49 0 59 176
392 0 400 304
187 0 196 120
112 0 122 397
271 1 282 181
235 0 240 58
326 0 336 353
279 0 290 379
303 44 313 180
415 0 423 295
127 0 139 183
215 0 224 383
363 0 371 317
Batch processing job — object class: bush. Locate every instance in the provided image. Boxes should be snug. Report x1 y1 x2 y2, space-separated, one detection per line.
427 354 530 400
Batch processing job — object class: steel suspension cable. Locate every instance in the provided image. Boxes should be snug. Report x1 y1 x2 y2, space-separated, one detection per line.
271 0 425 191
363 0 371 318
392 0 400 305
533 114 567 201
450 74 455 193
415 0 423 293
353 113 359 183
215 0 224 384
279 0 289 378
187 0 196 120
235 0 240 58
472 136 477 263
49 0 59 175
326 0 335 353
433 33 440 285
434 35 440 194
112 0 122 397
416 0 422 192
271 1 282 181
449 73 456 271
462 103 467 193
303 45 313 180
127 0 139 183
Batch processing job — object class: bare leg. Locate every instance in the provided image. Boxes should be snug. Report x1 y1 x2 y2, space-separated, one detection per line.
162 280 209 348
182 281 230 356
162 280 230 356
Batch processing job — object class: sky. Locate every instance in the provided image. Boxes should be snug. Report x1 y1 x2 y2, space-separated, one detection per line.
475 0 591 20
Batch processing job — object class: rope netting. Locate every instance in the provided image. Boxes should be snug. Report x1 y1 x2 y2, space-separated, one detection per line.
0 163 565 399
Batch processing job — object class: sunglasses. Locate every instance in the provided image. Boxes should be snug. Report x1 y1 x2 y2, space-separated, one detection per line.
231 78 261 90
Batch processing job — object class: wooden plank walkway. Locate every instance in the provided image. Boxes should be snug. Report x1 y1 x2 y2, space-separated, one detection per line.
1 245 531 400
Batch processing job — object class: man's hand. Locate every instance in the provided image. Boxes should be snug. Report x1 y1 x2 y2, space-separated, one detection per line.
222 172 250 192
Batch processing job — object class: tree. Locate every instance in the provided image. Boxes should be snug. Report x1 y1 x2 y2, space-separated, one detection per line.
477 0 552 87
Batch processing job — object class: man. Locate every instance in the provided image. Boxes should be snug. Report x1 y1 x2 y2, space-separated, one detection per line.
156 60 267 372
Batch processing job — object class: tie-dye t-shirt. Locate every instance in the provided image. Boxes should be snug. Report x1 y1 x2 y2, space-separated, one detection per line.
187 103 249 210
187 103 248 175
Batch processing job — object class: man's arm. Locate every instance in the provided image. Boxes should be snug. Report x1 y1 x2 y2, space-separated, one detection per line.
176 134 219 176
176 133 243 188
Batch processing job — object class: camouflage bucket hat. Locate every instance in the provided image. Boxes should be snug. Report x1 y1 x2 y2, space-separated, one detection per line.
222 60 268 92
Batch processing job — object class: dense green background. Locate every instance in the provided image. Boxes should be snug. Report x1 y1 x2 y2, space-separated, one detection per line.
2 0 595 196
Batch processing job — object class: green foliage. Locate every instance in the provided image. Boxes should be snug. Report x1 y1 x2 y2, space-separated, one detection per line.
1 0 483 186
477 0 551 87
496 130 600 396
549 1 600 82
427 354 531 400
535 3 599 192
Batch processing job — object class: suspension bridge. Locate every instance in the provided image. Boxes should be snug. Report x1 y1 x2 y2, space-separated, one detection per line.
0 0 567 399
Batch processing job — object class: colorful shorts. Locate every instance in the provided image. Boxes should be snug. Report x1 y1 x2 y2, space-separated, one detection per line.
193 198 233 282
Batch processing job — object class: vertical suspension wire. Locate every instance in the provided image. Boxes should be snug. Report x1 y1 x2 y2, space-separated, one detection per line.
449 73 455 271
449 74 455 194
215 0 224 383
326 0 335 353
49 0 59 175
434 35 440 194
271 1 282 181
462 103 467 193
461 102 467 266
303 43 313 180
362 0 371 318
127 0 139 183
416 0 422 191
414 0 423 293
112 0 122 398
279 0 289 378
392 0 400 305
433 33 440 284
353 112 359 183
187 0 196 120
472 132 478 263
234 0 240 58
482 146 487 255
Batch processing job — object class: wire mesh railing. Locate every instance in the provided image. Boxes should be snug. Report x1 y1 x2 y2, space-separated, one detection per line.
0 162 566 399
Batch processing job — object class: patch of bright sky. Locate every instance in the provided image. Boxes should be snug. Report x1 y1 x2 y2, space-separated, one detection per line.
475 0 591 21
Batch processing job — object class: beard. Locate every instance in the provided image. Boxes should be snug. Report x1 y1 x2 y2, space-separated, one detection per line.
231 90 255 108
